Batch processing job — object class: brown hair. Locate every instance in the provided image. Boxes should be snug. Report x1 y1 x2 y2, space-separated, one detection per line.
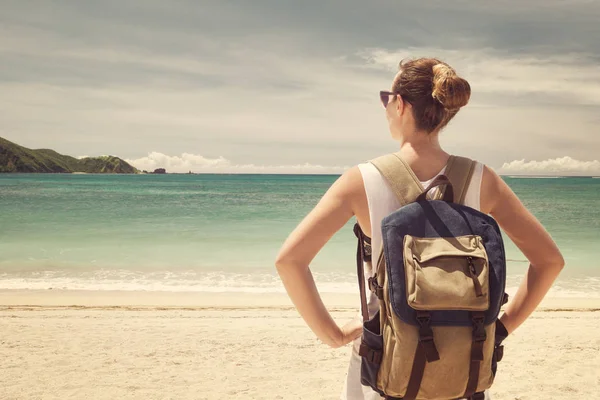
392 58 471 133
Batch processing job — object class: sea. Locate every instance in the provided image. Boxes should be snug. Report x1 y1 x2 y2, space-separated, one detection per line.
1 174 599 298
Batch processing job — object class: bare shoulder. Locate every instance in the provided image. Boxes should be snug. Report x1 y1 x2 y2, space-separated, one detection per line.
479 161 534 218
479 163 505 215
328 165 370 233
328 165 366 201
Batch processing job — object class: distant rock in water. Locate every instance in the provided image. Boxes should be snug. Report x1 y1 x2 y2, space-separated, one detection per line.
153 168 166 174
0 136 139 174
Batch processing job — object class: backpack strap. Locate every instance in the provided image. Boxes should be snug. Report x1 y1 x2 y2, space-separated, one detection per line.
369 153 425 205
370 153 476 205
404 311 440 400
463 311 487 399
444 155 476 204
353 223 371 322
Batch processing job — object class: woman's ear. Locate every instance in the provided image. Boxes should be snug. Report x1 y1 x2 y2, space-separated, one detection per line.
396 96 405 116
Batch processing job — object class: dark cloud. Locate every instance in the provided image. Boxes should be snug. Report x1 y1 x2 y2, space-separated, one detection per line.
3 1 599 54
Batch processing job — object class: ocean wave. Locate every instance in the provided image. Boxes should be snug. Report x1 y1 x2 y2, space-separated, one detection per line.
505 176 566 179
1 270 600 298
0 270 356 294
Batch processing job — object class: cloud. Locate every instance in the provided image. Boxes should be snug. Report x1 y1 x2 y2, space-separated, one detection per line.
126 152 348 174
498 156 600 176
357 48 600 106
128 152 600 176
126 152 229 172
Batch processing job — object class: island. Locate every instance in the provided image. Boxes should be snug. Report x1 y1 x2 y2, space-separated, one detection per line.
0 136 139 174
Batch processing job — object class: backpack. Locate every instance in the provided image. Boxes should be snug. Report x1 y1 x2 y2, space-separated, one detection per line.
353 154 509 400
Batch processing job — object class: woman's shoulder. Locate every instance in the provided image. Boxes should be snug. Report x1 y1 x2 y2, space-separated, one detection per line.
478 162 506 214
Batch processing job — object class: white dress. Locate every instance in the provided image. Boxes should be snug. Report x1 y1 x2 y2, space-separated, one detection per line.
341 161 489 400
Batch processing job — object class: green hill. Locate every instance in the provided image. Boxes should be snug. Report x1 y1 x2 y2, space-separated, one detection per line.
0 137 138 173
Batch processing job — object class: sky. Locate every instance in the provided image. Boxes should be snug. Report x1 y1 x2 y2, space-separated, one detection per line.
1 0 599 174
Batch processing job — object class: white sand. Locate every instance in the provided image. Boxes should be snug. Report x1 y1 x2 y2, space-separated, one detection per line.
1 290 599 400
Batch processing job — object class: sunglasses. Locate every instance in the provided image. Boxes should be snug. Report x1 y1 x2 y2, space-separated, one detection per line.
379 91 402 108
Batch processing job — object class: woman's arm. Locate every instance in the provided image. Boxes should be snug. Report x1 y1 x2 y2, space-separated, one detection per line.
481 166 565 334
275 166 365 348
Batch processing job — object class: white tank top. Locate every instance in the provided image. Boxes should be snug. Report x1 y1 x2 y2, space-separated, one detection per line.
340 160 486 400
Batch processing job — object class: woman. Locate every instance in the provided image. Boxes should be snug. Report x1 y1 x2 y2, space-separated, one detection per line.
275 57 564 399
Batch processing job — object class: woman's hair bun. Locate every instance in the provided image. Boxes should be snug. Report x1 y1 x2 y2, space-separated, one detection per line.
431 63 471 111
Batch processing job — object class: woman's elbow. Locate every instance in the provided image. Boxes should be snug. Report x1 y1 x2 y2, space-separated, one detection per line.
533 251 565 273
274 252 299 272
274 254 288 271
549 247 566 271
554 252 566 271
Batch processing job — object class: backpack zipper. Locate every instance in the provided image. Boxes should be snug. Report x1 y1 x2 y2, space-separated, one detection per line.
467 257 484 297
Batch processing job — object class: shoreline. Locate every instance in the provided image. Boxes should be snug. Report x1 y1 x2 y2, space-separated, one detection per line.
1 289 600 310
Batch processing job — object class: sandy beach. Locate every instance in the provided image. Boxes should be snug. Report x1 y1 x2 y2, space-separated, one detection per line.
1 290 599 400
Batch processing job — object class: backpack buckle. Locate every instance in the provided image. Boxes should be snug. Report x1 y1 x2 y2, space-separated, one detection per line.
416 311 431 326
415 311 440 362
416 316 433 342
367 276 384 300
359 342 382 364
472 314 486 342
419 333 434 342
367 275 377 291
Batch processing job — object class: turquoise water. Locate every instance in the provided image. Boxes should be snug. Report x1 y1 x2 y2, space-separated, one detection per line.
1 174 599 296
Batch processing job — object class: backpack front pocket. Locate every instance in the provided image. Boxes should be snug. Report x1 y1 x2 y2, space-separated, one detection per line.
403 235 490 311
